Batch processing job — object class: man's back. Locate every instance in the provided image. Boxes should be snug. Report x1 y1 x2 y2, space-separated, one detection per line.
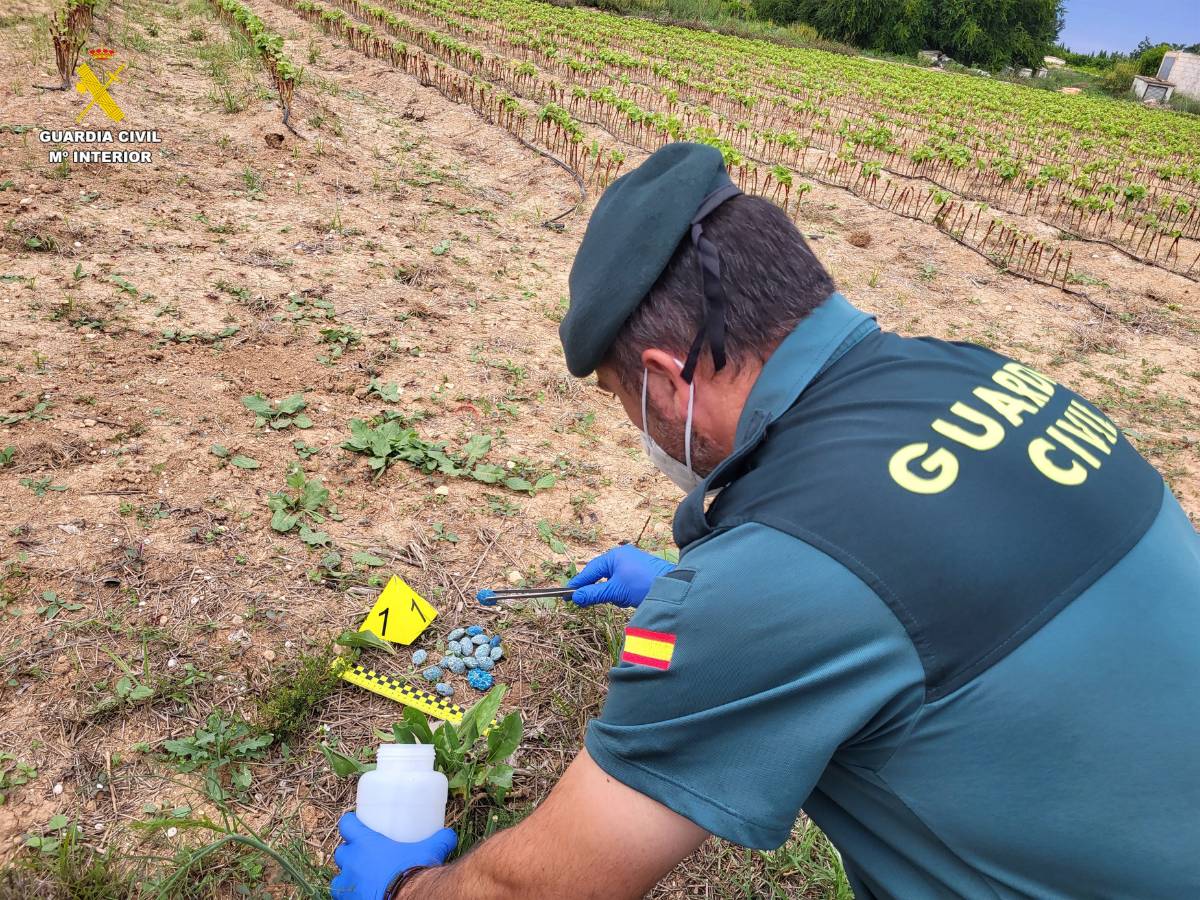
805 481 1200 898
587 301 1200 898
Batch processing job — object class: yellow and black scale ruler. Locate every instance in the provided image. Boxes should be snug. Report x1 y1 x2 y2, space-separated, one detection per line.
335 659 497 730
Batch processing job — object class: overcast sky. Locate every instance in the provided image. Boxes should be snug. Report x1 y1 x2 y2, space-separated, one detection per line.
1058 0 1198 53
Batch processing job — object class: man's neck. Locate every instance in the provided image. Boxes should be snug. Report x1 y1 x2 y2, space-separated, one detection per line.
698 358 768 461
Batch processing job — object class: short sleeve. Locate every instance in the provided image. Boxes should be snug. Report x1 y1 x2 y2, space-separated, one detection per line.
585 523 924 849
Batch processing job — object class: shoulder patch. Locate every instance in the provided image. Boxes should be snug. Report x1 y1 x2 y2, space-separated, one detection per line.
621 626 676 670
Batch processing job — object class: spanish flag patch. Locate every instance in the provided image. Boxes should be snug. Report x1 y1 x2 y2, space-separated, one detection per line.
621 626 676 670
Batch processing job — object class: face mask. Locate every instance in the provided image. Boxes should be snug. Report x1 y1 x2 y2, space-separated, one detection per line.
640 358 703 494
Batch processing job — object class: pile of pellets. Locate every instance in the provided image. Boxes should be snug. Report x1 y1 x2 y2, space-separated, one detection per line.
410 625 504 698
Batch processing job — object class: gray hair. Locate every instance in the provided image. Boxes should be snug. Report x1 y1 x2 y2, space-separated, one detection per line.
606 194 836 391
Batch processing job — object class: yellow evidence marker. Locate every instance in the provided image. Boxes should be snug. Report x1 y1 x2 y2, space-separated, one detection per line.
360 575 438 645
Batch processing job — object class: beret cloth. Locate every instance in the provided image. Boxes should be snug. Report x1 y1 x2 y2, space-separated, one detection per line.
561 143 736 378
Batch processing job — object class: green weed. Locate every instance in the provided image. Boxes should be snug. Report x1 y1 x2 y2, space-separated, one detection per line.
21 477 66 497
366 378 403 402
240 393 313 430
209 445 260 469
317 327 362 362
0 752 36 805
266 467 338 546
1 400 53 425
160 711 272 803
255 648 341 746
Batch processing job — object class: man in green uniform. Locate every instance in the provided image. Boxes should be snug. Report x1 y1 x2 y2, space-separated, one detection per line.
332 143 1200 899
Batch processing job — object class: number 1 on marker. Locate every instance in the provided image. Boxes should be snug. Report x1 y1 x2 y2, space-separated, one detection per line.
359 576 437 645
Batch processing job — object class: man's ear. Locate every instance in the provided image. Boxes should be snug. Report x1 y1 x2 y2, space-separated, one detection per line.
641 348 690 421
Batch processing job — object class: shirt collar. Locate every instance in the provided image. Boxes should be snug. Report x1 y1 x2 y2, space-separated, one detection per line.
674 292 877 548
733 292 877 449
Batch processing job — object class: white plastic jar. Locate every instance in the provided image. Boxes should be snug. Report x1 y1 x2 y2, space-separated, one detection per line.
356 744 448 843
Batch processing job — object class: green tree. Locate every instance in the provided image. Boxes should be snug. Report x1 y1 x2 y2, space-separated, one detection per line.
1137 42 1171 77
750 0 1065 69
1100 59 1140 96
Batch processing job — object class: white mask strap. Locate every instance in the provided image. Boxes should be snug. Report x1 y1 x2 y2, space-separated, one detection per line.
641 367 650 434
642 359 695 472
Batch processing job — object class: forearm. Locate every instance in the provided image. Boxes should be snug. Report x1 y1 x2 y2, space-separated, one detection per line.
391 749 704 900
393 828 533 900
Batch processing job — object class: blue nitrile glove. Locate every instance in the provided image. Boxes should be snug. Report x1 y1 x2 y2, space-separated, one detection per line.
331 812 456 900
567 545 676 608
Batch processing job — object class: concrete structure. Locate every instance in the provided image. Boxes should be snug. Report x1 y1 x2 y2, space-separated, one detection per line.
1158 51 1200 100
1132 75 1175 104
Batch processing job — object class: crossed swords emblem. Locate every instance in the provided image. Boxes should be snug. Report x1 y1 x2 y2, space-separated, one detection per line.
75 62 127 123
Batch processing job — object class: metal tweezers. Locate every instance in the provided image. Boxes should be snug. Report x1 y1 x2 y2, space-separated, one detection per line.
478 586 575 605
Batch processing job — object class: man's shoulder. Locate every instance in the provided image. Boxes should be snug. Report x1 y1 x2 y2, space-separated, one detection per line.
673 520 887 613
632 522 921 677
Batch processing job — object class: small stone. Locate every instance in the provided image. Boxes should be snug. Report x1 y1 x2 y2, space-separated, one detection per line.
166 827 178 838
474 644 490 660
459 638 474 655
262 648 276 662
446 642 461 657
466 669 494 691
433 485 449 497
53 783 63 796
477 657 495 671
489 635 502 648
435 682 454 697
465 625 484 636
422 666 443 682
447 627 465 641
445 657 466 674
166 658 178 668
411 649 428 666
471 634 488 645
437 655 451 668
490 646 504 661
82 418 96 427
464 656 478 669
507 570 523 585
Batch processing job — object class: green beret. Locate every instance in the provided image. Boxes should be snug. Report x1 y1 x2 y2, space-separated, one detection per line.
561 143 736 378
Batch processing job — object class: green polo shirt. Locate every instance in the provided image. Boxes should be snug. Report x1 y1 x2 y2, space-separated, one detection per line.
585 295 1200 898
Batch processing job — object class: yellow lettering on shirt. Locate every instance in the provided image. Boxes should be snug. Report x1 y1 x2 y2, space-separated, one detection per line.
931 402 1005 451
991 370 1051 408
1029 437 1088 485
889 443 959 494
1003 362 1057 396
972 386 1040 427
889 360 1117 493
1047 425 1101 469
1054 416 1112 456
1066 400 1118 443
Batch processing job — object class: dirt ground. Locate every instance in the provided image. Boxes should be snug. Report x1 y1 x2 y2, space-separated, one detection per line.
0 0 1197 895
